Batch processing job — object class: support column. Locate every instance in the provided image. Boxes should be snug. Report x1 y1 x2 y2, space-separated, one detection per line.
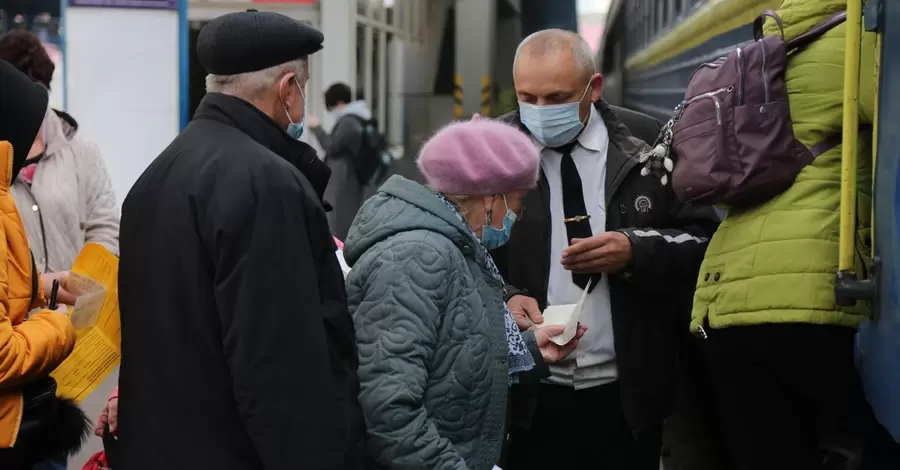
494 11 522 115
455 0 496 118
388 37 405 148
319 0 355 128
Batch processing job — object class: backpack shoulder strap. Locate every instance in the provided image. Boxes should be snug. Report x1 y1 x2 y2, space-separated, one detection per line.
785 11 847 52
809 125 873 158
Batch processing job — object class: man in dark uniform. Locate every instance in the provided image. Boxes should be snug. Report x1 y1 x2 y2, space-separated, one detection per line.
117 10 370 470
494 29 720 470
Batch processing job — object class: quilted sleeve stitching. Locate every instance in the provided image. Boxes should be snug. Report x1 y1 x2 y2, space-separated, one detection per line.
350 237 469 470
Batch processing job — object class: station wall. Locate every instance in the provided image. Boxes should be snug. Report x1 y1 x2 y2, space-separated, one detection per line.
65 2 185 205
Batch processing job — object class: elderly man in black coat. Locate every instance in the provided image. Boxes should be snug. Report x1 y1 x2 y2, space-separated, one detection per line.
117 10 370 470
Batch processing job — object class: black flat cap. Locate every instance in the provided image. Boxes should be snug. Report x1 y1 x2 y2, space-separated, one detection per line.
197 9 324 75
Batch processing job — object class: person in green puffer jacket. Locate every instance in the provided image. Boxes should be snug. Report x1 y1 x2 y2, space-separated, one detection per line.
690 0 896 469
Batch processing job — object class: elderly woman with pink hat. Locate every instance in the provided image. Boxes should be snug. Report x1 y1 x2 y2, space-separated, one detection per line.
344 120 586 469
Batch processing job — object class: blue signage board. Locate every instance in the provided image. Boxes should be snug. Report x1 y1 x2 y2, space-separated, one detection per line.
68 0 177 9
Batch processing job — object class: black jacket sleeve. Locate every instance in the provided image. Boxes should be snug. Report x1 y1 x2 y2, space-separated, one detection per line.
609 103 720 289
209 164 345 469
618 196 720 290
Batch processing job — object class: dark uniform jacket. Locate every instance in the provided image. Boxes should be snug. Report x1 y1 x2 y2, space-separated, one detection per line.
494 100 720 434
117 93 370 470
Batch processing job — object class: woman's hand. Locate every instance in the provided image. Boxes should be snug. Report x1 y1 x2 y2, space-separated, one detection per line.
94 396 119 437
41 271 78 306
533 323 588 364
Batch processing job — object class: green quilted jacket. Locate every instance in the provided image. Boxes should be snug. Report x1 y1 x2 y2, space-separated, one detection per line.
691 0 879 333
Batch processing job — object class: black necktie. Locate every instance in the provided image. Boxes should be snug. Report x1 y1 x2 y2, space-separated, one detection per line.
554 142 597 292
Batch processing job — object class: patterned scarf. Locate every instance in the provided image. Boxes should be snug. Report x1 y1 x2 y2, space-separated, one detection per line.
435 193 535 379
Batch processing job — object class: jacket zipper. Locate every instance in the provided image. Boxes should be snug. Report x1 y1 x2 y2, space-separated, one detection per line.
539 173 553 298
11 143 25 446
24 184 50 272
682 86 733 125
736 48 745 105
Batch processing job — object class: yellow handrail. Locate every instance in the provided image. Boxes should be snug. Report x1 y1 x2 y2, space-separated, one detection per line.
838 0 864 272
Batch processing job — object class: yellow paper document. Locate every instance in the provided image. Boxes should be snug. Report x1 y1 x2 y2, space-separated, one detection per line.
51 243 121 403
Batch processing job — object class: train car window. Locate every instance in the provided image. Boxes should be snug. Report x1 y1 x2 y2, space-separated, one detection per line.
657 0 664 36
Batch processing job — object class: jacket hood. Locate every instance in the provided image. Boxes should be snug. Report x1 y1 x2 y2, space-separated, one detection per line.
343 175 478 266
333 100 372 121
43 107 77 157
0 59 49 181
54 109 79 140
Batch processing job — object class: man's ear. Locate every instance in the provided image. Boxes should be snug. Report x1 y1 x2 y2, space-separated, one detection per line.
589 73 604 103
278 74 294 106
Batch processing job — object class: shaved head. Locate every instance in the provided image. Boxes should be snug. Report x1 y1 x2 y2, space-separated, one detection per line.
512 29 602 122
514 29 596 83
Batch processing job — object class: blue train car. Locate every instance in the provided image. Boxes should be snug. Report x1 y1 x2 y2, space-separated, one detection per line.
601 0 899 442
858 0 900 442
599 0 780 120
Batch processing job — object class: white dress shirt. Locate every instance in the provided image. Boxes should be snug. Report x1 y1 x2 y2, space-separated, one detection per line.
538 105 618 389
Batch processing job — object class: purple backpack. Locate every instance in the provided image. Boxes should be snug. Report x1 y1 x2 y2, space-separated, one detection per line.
639 10 847 208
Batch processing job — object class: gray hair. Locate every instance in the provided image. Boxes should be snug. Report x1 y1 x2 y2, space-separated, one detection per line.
205 58 309 100
443 194 476 216
513 29 596 81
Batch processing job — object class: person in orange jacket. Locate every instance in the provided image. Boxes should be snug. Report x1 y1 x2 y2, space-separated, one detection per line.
0 58 80 468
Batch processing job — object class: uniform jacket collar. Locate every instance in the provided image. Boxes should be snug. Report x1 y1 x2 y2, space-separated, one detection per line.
194 93 332 200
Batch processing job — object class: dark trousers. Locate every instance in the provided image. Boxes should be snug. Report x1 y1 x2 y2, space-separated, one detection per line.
506 382 661 470
706 323 900 470
661 335 731 470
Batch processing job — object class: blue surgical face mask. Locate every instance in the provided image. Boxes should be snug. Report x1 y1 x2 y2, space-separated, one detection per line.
281 77 306 140
481 195 518 250
518 83 592 147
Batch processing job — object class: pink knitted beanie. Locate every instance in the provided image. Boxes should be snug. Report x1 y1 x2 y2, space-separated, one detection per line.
416 119 540 196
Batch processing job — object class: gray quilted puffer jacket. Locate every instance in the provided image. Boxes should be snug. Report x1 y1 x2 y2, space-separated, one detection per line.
344 175 545 470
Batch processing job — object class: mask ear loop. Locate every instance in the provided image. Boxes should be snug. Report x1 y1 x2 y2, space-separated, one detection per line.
278 75 296 125
294 77 308 124
294 77 306 103
579 81 593 102
576 79 595 127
